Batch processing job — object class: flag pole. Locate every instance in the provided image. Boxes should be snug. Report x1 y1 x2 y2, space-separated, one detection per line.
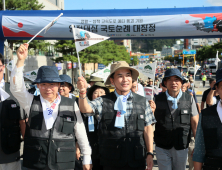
71 25 82 76
216 51 219 71
192 61 196 94
151 61 157 99
27 13 63 44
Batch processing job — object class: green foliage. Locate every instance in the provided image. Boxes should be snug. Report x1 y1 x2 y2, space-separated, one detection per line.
53 40 131 65
0 0 44 10
132 39 178 53
196 42 222 61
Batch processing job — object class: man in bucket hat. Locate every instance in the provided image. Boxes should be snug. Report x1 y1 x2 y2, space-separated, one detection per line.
193 68 222 170
10 44 92 170
154 68 199 170
77 61 156 170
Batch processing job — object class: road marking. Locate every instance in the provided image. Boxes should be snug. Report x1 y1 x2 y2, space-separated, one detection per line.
196 91 203 95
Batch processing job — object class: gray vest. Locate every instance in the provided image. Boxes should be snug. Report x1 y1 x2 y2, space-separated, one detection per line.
154 92 192 150
99 92 147 168
23 95 77 170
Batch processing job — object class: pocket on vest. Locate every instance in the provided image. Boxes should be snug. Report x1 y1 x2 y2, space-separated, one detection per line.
180 109 190 124
101 145 122 160
134 145 145 160
137 113 145 131
30 111 43 130
61 117 75 134
203 128 218 150
56 147 75 162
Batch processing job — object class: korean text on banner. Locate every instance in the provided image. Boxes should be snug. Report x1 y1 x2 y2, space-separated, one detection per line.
72 27 110 53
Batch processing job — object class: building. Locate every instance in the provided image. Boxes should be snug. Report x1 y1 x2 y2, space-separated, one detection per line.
114 39 132 53
188 38 220 49
38 0 64 10
161 40 184 57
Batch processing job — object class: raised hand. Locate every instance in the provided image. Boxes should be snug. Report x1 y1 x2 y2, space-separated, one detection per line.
16 43 29 61
77 76 88 93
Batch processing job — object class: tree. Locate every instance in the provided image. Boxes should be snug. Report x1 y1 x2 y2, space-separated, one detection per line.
0 0 45 50
196 42 222 61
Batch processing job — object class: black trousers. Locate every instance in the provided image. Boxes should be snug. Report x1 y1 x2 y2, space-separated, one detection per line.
203 81 206 87
103 166 145 170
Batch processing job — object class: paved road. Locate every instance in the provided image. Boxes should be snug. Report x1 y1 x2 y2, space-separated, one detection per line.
20 74 211 170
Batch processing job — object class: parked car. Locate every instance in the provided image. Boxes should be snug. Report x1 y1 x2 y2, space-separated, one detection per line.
188 67 195 75
207 64 216 74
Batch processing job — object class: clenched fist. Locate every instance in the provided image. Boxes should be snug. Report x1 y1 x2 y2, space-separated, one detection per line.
149 100 156 113
77 76 88 93
17 43 29 61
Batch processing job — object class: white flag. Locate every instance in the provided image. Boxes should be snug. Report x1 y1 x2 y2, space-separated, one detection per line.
72 27 110 53
132 62 156 80
91 64 111 82
194 65 201 75
215 51 220 66
23 69 38 82
6 60 14 71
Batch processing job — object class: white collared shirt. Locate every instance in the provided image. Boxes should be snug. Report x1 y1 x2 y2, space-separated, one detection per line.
10 66 92 165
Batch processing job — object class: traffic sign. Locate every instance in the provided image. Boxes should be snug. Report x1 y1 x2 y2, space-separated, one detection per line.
183 49 196 55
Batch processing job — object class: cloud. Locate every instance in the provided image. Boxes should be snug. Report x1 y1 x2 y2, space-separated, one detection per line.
207 0 222 5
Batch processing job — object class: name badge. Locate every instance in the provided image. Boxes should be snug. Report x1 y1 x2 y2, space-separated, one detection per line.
140 115 144 119
67 117 71 121
11 104 17 108
184 110 188 113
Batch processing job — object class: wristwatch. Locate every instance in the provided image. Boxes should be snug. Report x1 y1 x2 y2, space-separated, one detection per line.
146 152 154 158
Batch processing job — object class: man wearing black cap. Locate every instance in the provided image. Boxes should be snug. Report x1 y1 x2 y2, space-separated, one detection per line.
154 68 199 170
193 68 222 170
10 44 92 170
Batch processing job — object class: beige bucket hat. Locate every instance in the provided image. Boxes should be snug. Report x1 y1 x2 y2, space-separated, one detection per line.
105 61 139 85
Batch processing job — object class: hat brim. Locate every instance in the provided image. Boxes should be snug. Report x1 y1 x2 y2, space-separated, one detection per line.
162 76 185 88
213 78 222 90
105 67 139 85
32 78 64 85
87 85 110 101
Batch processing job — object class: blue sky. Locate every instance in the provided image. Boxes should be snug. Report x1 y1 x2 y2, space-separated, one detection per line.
64 0 220 10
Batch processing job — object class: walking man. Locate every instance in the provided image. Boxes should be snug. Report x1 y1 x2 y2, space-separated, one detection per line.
202 73 207 87
154 68 199 170
77 61 156 170
10 44 92 170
